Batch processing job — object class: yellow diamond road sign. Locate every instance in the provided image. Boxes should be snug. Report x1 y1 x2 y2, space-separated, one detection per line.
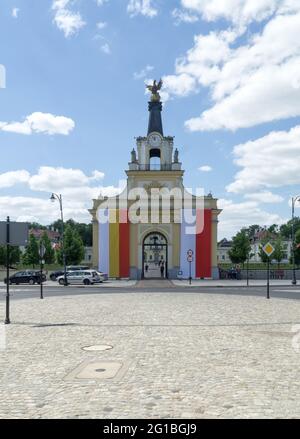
263 242 275 257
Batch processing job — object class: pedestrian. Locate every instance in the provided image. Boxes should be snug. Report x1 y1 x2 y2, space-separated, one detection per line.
160 263 165 278
145 263 149 273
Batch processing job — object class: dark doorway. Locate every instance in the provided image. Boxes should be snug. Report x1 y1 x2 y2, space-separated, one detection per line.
142 232 168 279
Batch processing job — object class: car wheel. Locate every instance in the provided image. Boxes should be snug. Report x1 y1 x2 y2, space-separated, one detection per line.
59 279 65 286
83 279 90 286
29 279 35 285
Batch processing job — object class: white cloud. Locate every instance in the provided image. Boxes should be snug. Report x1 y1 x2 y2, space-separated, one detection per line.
0 167 121 224
134 65 154 80
0 171 30 189
227 125 300 193
28 167 104 192
12 8 20 18
165 4 300 131
127 0 158 18
52 0 86 38
172 8 199 25
161 74 198 101
181 0 281 28
244 192 284 203
100 43 111 54
0 112 75 135
96 0 110 5
218 198 286 239
97 21 107 29
198 165 212 172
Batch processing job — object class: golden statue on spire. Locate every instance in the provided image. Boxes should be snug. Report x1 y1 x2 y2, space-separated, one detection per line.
146 79 163 102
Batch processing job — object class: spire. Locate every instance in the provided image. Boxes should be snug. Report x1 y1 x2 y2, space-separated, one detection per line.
145 79 164 136
148 101 163 136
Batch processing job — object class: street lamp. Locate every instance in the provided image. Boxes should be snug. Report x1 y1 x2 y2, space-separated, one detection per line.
50 193 67 286
291 196 300 285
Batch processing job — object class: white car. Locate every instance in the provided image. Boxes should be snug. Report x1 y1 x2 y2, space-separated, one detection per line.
57 270 101 286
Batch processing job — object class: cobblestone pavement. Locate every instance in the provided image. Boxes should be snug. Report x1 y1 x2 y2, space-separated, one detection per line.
1 291 300 419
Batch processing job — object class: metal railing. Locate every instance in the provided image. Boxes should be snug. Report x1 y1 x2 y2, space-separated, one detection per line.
219 268 300 280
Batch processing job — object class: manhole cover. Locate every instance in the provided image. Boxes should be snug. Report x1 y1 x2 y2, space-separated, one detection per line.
82 345 113 352
65 361 127 381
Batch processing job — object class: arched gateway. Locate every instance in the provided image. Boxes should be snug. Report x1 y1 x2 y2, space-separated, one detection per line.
143 232 168 279
89 81 222 280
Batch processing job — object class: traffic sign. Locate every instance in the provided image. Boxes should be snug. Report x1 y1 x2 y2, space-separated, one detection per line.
0 221 29 246
187 249 194 257
187 255 193 262
262 242 275 257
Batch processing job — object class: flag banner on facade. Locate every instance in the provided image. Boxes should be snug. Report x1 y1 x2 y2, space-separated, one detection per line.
180 209 212 279
99 209 130 278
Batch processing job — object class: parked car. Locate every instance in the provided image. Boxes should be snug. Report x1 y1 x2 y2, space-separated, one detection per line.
67 265 90 271
50 270 64 281
50 266 90 281
4 270 46 285
96 271 108 281
56 270 101 286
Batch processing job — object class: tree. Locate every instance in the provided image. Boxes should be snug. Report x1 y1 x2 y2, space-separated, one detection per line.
267 224 279 235
228 230 251 266
280 217 300 239
40 231 55 265
245 224 261 239
0 245 21 267
22 234 39 267
50 219 92 246
294 229 300 267
273 237 285 268
56 225 84 266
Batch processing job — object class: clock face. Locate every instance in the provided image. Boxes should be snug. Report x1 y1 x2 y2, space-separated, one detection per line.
148 133 162 147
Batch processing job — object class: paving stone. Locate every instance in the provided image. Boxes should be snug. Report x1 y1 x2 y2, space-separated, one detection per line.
0 292 300 418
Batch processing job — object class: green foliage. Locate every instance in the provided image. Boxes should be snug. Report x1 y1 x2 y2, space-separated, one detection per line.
22 234 39 267
273 237 285 268
280 217 300 239
0 245 21 266
40 231 55 264
49 219 92 246
228 230 251 266
56 225 85 265
294 229 300 266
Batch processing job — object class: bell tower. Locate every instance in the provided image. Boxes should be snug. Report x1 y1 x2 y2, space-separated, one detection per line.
128 80 182 174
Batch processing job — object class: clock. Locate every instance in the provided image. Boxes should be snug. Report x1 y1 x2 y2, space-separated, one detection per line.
148 133 162 148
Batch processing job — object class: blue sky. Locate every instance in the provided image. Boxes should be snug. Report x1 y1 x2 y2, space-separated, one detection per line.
1 0 300 238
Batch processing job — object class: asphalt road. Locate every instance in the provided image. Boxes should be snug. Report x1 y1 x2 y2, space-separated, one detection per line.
1 283 300 300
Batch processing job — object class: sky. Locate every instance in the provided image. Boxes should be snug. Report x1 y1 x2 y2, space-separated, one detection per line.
1 0 300 239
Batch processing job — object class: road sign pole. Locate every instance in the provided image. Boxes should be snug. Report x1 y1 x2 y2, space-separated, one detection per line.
39 243 46 300
189 260 192 285
5 217 10 325
40 260 44 300
267 257 270 300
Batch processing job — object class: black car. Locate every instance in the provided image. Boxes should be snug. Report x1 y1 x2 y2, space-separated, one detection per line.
50 270 64 281
4 270 46 285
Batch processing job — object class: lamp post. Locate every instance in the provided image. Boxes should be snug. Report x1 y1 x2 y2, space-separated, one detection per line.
291 196 300 285
50 193 67 286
